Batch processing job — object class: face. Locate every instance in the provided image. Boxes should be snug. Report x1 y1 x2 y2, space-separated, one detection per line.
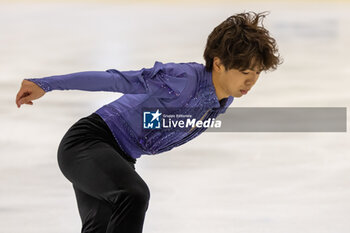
212 57 262 99
221 67 261 97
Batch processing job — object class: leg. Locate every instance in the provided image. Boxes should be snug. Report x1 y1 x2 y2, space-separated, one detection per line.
58 134 150 233
73 184 113 233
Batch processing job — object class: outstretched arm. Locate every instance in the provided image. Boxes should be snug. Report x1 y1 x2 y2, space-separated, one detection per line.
16 68 153 108
23 69 153 94
16 62 188 108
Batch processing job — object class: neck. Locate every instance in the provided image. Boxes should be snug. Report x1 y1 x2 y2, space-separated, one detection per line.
211 70 229 101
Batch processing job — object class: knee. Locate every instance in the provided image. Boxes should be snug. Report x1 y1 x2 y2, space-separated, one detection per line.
127 183 151 206
56 137 78 179
57 142 71 173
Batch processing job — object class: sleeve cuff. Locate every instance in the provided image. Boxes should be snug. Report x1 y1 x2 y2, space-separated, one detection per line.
25 78 53 92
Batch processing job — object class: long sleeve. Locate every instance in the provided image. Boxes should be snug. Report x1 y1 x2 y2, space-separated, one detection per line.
24 61 188 98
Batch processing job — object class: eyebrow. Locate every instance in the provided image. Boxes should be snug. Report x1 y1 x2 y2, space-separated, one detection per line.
247 68 262 72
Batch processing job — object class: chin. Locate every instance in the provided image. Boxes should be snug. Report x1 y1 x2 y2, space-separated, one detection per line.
232 93 242 98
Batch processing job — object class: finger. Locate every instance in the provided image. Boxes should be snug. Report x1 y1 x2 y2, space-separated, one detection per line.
16 89 30 106
16 90 24 106
19 97 29 105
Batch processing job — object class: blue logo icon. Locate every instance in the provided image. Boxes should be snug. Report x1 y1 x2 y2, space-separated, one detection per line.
143 109 162 129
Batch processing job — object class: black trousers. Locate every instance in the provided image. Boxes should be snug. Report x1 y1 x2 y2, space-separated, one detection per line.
57 113 150 233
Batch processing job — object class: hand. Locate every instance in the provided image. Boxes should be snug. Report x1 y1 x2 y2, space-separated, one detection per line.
16 80 46 108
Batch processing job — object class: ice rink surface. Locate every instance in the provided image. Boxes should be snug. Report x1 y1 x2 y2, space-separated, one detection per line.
1 1 349 232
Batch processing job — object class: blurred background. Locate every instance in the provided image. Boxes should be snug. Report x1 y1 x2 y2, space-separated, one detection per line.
1 0 349 233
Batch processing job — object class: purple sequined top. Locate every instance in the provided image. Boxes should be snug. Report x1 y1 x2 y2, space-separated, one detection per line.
25 61 234 159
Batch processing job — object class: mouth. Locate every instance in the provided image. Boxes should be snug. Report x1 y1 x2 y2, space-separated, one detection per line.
240 89 248 95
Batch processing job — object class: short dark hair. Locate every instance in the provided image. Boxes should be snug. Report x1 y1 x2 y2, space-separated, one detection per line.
203 11 282 72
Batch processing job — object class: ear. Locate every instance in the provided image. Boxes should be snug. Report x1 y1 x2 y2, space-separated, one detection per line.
213 57 224 73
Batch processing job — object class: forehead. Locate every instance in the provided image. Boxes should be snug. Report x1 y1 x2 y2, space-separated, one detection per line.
241 64 263 72
247 66 263 72
248 57 264 71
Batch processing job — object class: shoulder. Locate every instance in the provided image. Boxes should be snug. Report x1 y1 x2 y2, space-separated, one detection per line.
149 61 204 79
146 61 205 100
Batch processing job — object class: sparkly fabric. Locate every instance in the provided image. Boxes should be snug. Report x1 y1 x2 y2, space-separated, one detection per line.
25 61 234 159
25 78 53 92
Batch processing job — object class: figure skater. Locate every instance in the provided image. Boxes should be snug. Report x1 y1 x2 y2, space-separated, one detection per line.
15 11 281 233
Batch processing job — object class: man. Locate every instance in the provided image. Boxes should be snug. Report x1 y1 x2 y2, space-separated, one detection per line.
15 11 281 233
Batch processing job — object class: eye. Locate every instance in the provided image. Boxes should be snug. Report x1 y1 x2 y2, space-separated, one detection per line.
241 71 249 75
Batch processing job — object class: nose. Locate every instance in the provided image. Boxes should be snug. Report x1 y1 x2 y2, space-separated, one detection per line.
245 74 259 87
245 79 255 87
